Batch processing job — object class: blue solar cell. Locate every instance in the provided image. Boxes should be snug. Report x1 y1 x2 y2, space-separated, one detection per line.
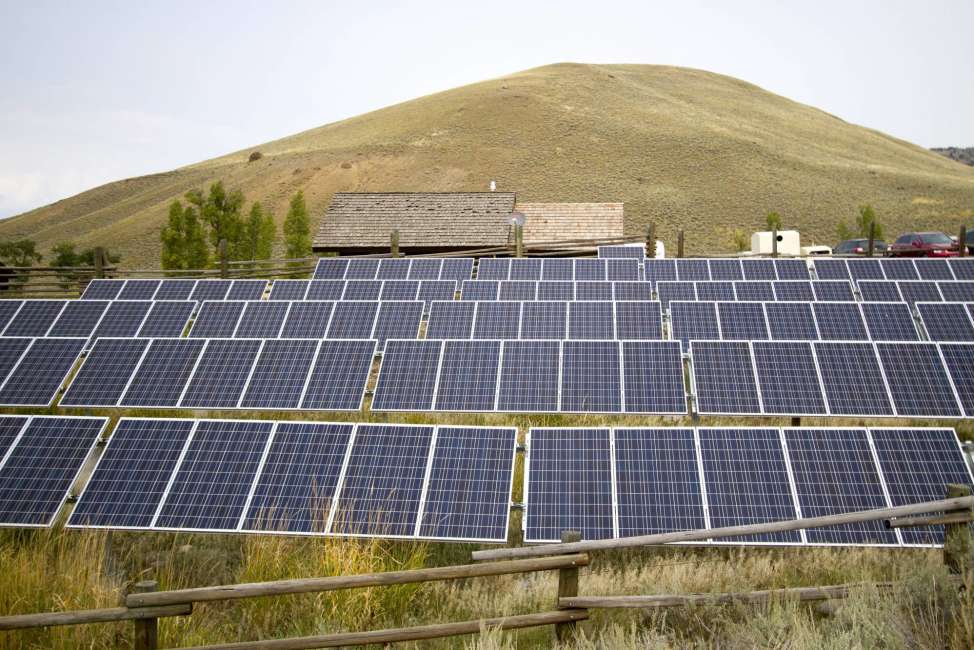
407 259 443 280
440 258 474 281
191 280 232 301
860 303 919 341
875 342 961 417
461 280 499 301
598 245 645 258
235 301 289 338
657 281 696 308
773 281 814 301
426 301 475 339
92 301 153 338
614 428 704 536
0 338 86 406
698 428 801 543
497 340 560 411
858 280 901 302
179 339 263 409
897 281 942 305
918 303 974 341
691 341 761 415
300 339 376 410
280 301 333 338
644 259 677 286
742 259 777 280
525 428 614 542
536 281 574 300
68 419 195 529
765 302 819 340
120 339 206 407
477 258 510 281
418 426 516 541
561 340 622 412
568 301 614 339
117 280 160 300
734 281 775 301
344 258 379 280
155 279 197 300
814 342 893 416
81 279 125 300
269 280 309 300
0 337 32 381
380 280 419 301
606 259 641 281
880 259 919 280
695 281 735 302
717 302 769 340
914 259 954 280
775 259 811 280
938 281 974 302
670 301 719 346
242 421 354 533
498 281 537 301
434 340 501 411
342 280 382 300
373 301 423 350
314 258 350 279
372 340 442 411
870 428 974 545
48 300 109 337
811 280 855 301
190 301 245 337
473 302 521 339
615 301 662 339
751 341 827 415
542 259 574 281
813 302 868 340
847 259 885 282
155 420 273 530
326 301 378 338
0 416 28 460
60 338 151 406
0 300 22 332
948 258 974 280
306 280 346 300
783 428 897 545
612 281 653 301
813 259 850 280
0 416 107 526
137 301 195 337
417 280 457 307
239 339 319 409
621 341 686 414
520 301 567 339
676 259 709 281
939 343 974 416
575 281 613 301
574 259 606 281
709 259 743 281
2 300 65 336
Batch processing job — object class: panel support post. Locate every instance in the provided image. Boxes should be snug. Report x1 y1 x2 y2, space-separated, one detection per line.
944 484 973 574
515 225 524 258
391 229 400 259
960 225 967 257
94 246 105 279
867 223 876 258
646 223 657 259
677 230 685 258
771 229 778 258
132 580 159 650
555 530 582 644
218 239 229 278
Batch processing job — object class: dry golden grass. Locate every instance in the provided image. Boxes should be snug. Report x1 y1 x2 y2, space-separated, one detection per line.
1 63 973 266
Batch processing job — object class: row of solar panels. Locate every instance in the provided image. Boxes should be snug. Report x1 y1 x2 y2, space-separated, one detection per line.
655 280 974 307
0 299 194 340
0 415 516 542
81 278 268 301
524 427 974 546
643 257 974 283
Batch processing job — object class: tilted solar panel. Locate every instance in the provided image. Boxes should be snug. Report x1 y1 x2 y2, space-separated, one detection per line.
80 279 125 300
560 340 622 412
371 340 442 411
191 280 233 301
2 300 65 336
0 338 86 406
60 338 151 407
696 281 735 302
813 342 893 416
875 342 962 417
326 301 378 338
598 245 645 259
813 259 850 280
880 259 919 281
859 302 919 341
280 301 333 338
238 339 319 409
497 340 560 412
897 281 942 305
948 258 974 280
117 279 160 300
917 303 974 341
575 281 613 301
473 302 521 339
733 281 774 302
690 341 762 415
574 259 606 281
847 259 885 282
621 341 687 414
520 301 567 339
477 258 510 281
751 341 827 415
774 259 811 280
373 301 423 351
179 339 263 409
615 301 662 339
772 281 814 302
676 259 709 282
342 280 382 300
612 281 653 301
48 300 109 337
813 302 868 340
314 258 350 279
92 300 153 338
811 280 855 302
717 302 769 340
606 259 641 281
120 339 207 407
434 340 501 412
708 259 743 281
439 258 474 281
426 301 475 339
344 258 379 280
0 337 32 381
765 302 819 340
417 280 457 307
568 301 614 339
379 280 420 301
541 259 574 281
670 301 719 346
498 281 537 301
190 301 245 337
461 280 499 301
938 343 974 416
937 281 974 303
0 301 22 332
0 417 29 462
155 279 197 300
407 258 443 280
537 281 574 301
234 301 289 338
306 279 345 300
644 259 677 286
914 259 955 280
857 280 902 302
137 301 195 337
269 280 309 301
300 339 375 410
742 259 777 281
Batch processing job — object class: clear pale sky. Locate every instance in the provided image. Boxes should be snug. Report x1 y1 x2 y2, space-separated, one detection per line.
1 0 971 219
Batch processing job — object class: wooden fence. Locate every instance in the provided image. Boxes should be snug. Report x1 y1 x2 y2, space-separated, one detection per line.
0 488 970 649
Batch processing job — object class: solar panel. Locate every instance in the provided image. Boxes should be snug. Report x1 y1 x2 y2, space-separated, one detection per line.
239 339 319 409
606 259 641 281
269 280 309 301
875 342 961 417
690 341 761 415
644 259 677 286
344 258 379 280
765 302 819 340
371 340 442 411
676 259 709 281
525 428 614 542
870 428 974 545
379 280 419 301
0 300 22 332
948 258 974 280
326 301 378 338
847 259 885 282
717 302 769 340
234 301 289 338
880 259 919 280
342 280 382 300
918 303 974 341
610 281 653 302
117 279 160 300
811 280 855 301
751 341 827 415
615 301 663 339
742 259 777 281
477 258 510 281
426 301 475 339
407 258 443 280
0 416 107 526
734 281 774 301
697 428 800 543
858 280 901 302
155 279 197 300
783 428 897 545
154 420 273 531
190 301 245 337
897 281 942 305
0 338 86 406
813 302 868 340
613 428 704 536
497 340 560 411
92 300 152 338
568 301 614 339
440 258 474 281
498 281 537 301
772 281 814 302
657 282 696 308
708 259 743 281
621 341 686 414
300 339 376 410
60 338 151 407
561 340 622 412
417 280 457 307
670 301 719 346
0 417 29 460
536 281 574 301
314 258 350 279
306 279 346 300
541 259 574 281
473 302 521 339
860 302 919 341
0 337 32 381
179 339 263 409
461 280 499 301
67 418 196 529
695 281 735 302
81 279 125 300
575 281 613 301
190 280 232 301
813 342 894 416
775 259 811 280
242 421 354 533
373 301 423 350
520 301 567 339
574 259 606 281
280 301 333 338
417 426 516 541
813 259 850 280
937 281 974 302
137 301 195 337
914 259 955 280
48 300 109 337
598 245 645 258
938 343 974 416
120 339 207 407
330 424 434 537
434 340 501 411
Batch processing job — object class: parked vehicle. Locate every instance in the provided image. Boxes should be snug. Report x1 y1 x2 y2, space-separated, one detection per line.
887 232 959 257
833 238 887 255
965 228 974 255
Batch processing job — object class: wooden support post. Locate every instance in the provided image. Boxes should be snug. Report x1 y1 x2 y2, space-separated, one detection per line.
944 484 973 574
515 225 524 258
555 530 582 644
93 247 105 279
867 223 876 258
391 229 400 258
646 223 657 259
771 229 778 258
960 225 968 257
677 230 685 258
218 239 229 278
132 580 159 650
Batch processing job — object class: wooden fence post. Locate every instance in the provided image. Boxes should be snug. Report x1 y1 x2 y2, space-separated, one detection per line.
132 580 159 650
677 231 685 258
960 225 967 257
515 225 524 258
944 483 973 574
867 223 876 258
94 247 105 279
218 240 229 278
771 229 778 258
646 223 656 259
555 530 582 644
391 229 400 258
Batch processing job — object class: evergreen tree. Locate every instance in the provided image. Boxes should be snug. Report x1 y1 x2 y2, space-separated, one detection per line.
856 204 883 240
765 211 783 231
242 202 275 260
161 200 209 269
283 190 311 259
185 181 245 260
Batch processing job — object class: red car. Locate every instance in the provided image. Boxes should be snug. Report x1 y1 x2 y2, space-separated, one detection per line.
887 231 959 257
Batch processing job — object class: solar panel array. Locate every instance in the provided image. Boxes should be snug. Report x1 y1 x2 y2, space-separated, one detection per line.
81 279 268 301
314 257 474 282
656 281 855 306
67 418 515 542
0 299 195 340
524 426 973 545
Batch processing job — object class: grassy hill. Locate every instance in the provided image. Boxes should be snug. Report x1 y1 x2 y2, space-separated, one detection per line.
3 63 974 266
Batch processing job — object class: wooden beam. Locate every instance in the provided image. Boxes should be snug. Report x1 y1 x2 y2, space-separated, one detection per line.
173 609 588 650
0 604 190 631
887 512 974 529
555 530 582 643
126 554 588 608
471 496 974 561
132 580 159 650
944 484 973 574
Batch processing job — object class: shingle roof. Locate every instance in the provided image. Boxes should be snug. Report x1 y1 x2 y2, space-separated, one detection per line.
517 203 624 243
314 192 516 249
